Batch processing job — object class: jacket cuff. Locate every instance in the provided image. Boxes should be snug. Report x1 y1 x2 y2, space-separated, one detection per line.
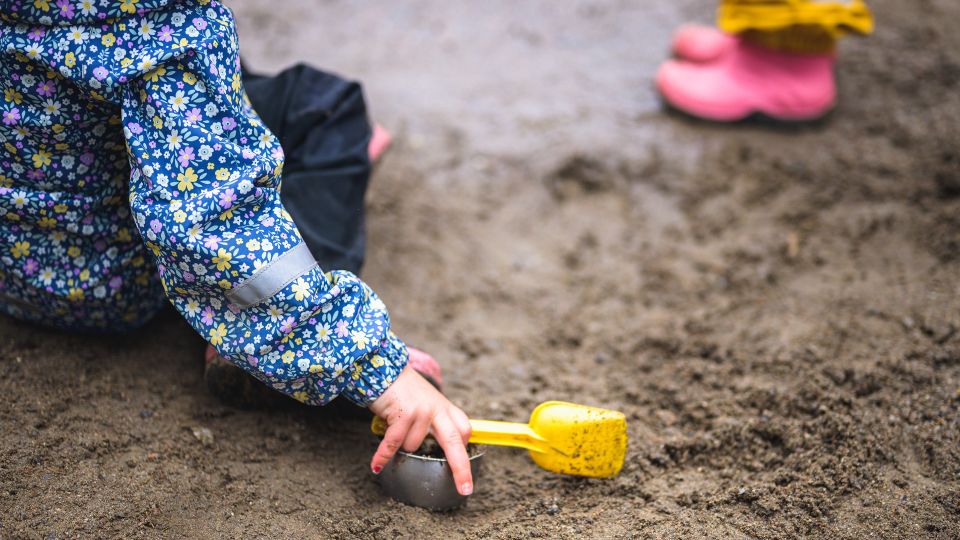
341 331 409 407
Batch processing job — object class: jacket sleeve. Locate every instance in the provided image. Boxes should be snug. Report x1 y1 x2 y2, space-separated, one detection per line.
119 9 407 406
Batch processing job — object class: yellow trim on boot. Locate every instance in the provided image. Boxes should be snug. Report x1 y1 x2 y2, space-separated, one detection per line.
742 24 837 54
718 0 874 38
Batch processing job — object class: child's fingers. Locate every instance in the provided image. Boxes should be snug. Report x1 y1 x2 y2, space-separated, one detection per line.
433 413 474 496
370 416 411 474
450 406 472 445
402 413 432 452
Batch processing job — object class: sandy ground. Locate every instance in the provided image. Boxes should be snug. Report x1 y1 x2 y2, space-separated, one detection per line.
3 0 960 538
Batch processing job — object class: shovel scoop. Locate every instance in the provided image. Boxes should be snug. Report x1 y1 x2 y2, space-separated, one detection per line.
372 401 628 478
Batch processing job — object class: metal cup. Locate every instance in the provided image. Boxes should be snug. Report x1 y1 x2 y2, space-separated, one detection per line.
375 449 484 511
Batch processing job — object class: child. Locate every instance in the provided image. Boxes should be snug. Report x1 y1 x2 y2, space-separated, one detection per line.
656 0 874 122
0 0 474 496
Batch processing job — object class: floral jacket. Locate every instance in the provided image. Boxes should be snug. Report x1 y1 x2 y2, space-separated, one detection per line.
0 0 408 406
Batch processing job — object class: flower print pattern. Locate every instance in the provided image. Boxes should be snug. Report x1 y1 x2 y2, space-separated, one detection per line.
0 0 407 406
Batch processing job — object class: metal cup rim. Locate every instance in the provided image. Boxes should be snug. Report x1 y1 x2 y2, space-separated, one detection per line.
392 448 486 463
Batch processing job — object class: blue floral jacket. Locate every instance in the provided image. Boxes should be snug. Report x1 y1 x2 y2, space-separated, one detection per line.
0 0 408 406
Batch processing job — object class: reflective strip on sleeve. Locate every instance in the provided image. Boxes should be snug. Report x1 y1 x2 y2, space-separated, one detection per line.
226 242 318 309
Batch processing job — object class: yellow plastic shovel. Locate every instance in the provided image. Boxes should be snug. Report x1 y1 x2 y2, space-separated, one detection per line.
372 401 628 478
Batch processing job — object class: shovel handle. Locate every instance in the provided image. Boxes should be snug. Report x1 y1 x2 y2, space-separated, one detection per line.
468 419 549 453
370 416 548 453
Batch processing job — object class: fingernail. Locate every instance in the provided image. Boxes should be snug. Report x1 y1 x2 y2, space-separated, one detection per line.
461 482 473 495
372 465 382 474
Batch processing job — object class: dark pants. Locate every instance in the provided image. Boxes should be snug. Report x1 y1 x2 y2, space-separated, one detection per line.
243 64 372 275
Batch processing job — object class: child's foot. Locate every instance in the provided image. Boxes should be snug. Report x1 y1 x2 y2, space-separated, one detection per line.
407 347 443 389
203 345 288 409
656 38 836 122
672 24 736 63
202 344 444 407
368 123 392 162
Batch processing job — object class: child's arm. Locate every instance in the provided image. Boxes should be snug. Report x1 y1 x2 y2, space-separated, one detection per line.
114 3 472 493
118 4 404 408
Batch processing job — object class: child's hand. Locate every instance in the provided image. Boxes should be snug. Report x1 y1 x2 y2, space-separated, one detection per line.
368 365 474 495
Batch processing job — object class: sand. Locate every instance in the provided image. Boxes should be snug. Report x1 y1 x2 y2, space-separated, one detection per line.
2 0 959 538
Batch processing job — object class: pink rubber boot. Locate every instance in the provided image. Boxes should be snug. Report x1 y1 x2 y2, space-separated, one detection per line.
368 123 392 162
203 343 444 407
656 38 836 122
672 24 737 63
407 346 443 388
